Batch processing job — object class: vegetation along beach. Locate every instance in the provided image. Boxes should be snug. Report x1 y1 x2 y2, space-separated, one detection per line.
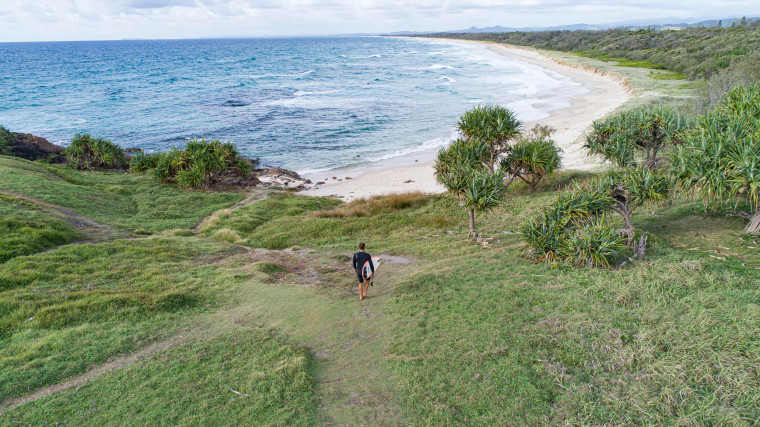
1 3 760 426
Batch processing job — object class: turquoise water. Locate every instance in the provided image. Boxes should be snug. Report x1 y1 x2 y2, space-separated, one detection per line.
0 37 584 173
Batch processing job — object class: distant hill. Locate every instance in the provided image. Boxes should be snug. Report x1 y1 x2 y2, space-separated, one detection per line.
383 16 758 36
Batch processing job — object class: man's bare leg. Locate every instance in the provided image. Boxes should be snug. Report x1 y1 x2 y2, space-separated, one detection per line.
363 280 369 298
359 280 364 300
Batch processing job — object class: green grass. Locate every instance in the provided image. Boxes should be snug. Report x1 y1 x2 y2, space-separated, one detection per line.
1 151 759 424
202 192 467 258
2 328 320 426
651 71 688 80
0 156 244 232
201 192 341 239
0 236 244 400
0 196 83 263
575 51 666 69
195 187 760 424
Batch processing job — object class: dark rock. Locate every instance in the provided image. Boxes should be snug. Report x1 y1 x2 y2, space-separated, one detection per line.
5 133 66 163
123 147 143 154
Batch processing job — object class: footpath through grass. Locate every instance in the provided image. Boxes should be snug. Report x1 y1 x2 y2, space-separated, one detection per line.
0 196 83 263
0 156 244 233
1 160 759 424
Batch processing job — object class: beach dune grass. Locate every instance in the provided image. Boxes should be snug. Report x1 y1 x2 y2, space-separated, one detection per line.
195 188 760 424
0 196 83 263
0 236 244 400
1 162 759 423
0 156 244 233
1 328 319 425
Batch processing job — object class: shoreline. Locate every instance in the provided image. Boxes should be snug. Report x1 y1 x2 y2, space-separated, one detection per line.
299 39 631 201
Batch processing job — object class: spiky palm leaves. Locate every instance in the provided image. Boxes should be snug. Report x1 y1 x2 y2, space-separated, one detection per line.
463 169 506 239
501 125 562 193
522 188 625 267
0 125 13 155
590 169 671 238
671 83 760 232
154 139 251 188
434 138 505 239
434 138 490 196
64 133 127 170
585 106 691 169
458 105 522 172
522 169 670 267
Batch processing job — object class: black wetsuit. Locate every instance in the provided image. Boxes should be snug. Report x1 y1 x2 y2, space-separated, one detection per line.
352 251 374 282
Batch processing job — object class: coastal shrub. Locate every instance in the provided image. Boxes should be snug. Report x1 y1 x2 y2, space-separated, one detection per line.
153 139 251 188
64 133 127 170
434 138 490 196
522 169 669 267
435 138 506 239
501 125 562 193
0 126 13 155
566 220 627 268
521 189 611 263
313 192 430 218
129 152 162 173
462 169 506 239
671 83 760 232
585 106 692 169
589 169 671 238
458 105 522 171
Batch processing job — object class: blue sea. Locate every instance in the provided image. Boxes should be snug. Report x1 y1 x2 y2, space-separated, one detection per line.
0 37 584 174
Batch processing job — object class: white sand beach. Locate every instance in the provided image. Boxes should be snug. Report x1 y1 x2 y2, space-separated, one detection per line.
300 40 631 201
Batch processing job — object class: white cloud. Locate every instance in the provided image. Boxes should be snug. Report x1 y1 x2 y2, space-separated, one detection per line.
1 0 759 41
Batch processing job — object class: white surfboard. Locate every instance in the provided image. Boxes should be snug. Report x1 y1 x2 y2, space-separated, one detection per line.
362 256 383 280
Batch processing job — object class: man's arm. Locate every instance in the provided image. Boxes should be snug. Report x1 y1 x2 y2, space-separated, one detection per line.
352 253 357 270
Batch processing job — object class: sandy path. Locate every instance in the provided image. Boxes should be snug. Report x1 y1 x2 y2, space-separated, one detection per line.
300 41 630 201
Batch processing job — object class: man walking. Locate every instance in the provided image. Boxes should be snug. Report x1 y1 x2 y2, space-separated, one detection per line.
352 242 374 300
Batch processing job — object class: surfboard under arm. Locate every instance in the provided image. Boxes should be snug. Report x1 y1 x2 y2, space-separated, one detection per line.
362 256 383 280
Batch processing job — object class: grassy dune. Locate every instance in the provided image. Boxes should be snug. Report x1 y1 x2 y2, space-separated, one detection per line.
0 156 244 233
0 196 83 263
1 136 759 423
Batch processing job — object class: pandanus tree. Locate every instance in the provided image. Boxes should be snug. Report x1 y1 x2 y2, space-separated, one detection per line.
671 83 760 233
435 138 505 239
590 169 671 240
500 125 562 193
458 105 522 172
64 133 127 170
154 139 252 189
522 169 671 268
585 106 692 169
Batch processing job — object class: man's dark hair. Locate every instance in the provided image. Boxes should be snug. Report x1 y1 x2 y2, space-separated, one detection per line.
359 242 365 250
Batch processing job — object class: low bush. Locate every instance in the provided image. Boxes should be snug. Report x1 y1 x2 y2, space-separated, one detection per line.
64 133 127 170
129 151 162 173
522 169 670 267
0 125 13 155
153 139 252 188
522 189 612 264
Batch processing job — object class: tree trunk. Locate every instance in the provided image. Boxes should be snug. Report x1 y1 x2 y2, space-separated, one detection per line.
468 208 478 239
745 210 760 234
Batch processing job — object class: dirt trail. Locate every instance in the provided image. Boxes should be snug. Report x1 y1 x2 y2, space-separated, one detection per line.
1 234 414 425
192 188 269 232
0 190 125 242
0 336 186 411
224 250 414 425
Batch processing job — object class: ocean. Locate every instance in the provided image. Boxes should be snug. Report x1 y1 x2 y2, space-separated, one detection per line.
0 37 585 174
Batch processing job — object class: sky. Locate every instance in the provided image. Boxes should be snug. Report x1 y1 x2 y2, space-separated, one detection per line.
1 0 759 42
